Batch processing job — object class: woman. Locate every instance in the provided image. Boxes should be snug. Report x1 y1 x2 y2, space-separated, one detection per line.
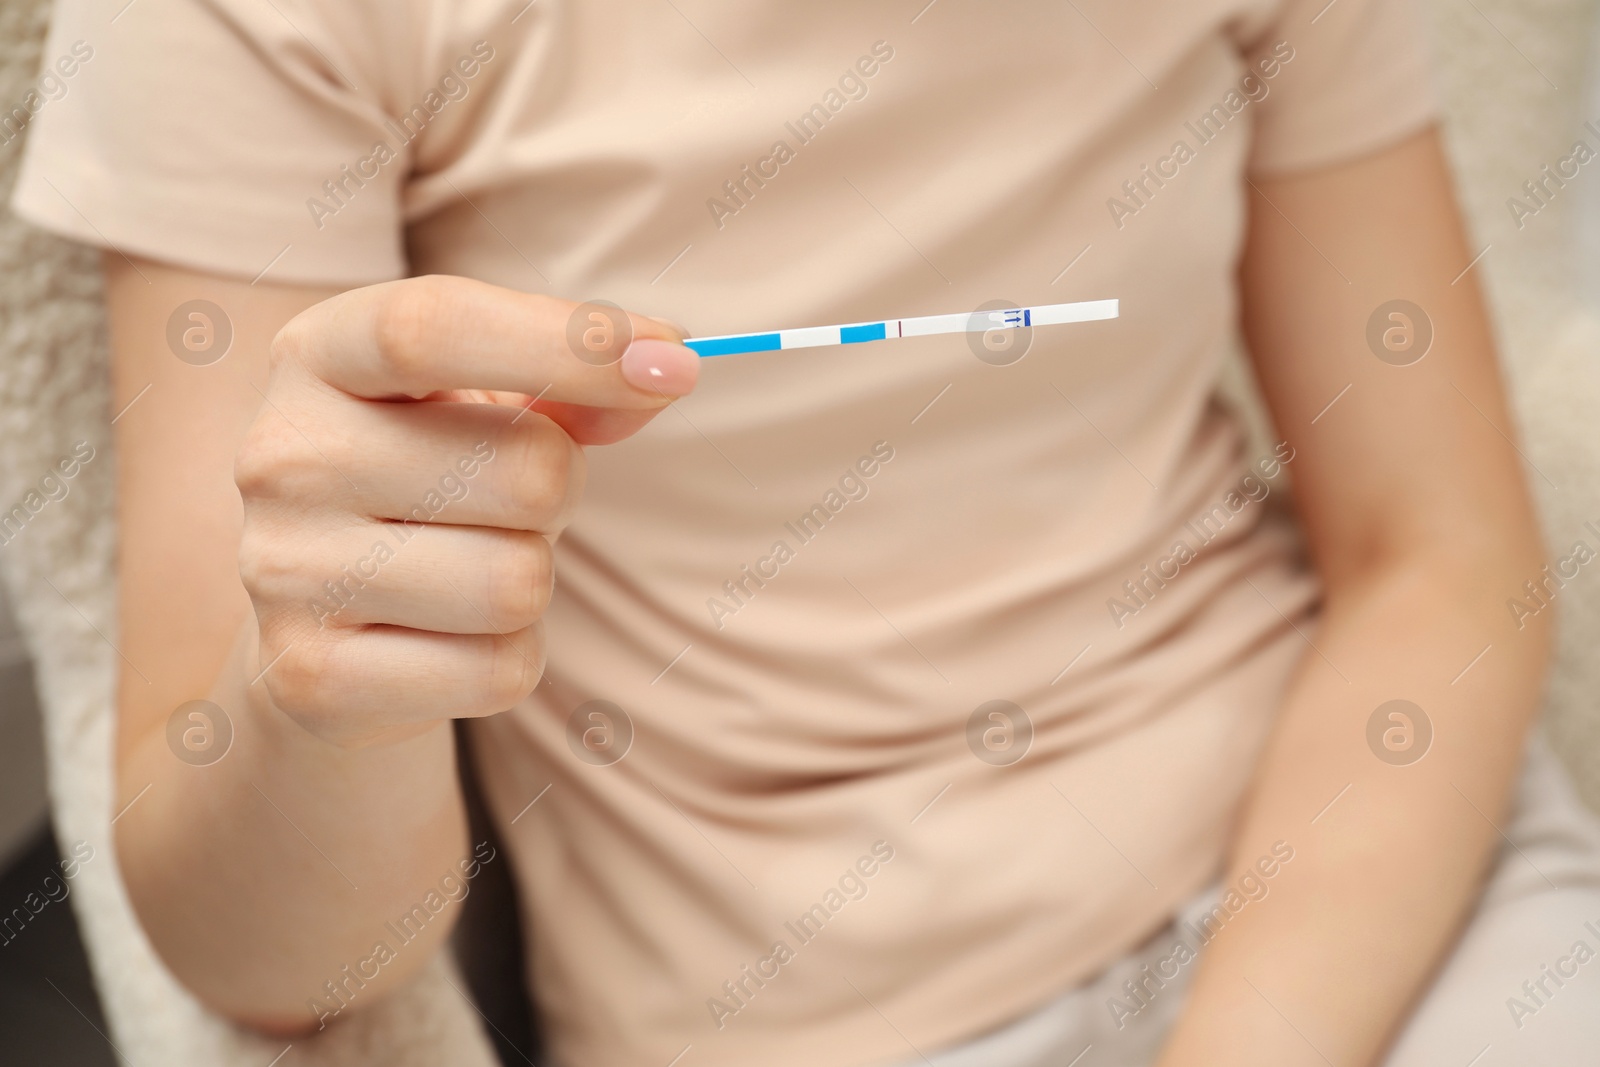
13 0 1600 1064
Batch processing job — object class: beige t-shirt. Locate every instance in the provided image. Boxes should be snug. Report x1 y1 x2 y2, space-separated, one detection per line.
14 1 1436 1064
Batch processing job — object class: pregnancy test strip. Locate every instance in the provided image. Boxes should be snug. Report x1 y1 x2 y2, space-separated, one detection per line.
683 298 1119 358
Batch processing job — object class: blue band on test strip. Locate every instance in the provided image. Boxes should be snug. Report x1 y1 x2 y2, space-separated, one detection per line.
686 323 887 356
685 332 782 357
839 322 887 344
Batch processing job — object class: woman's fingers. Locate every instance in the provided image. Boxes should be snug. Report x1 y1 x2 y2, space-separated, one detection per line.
241 393 587 533
235 275 694 744
514 398 666 447
243 519 552 637
267 623 548 741
277 274 699 406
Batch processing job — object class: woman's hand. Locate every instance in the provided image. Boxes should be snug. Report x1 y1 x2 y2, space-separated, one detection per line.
236 274 696 748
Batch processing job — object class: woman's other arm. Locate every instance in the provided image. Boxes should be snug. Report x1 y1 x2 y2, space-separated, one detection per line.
1157 128 1551 1065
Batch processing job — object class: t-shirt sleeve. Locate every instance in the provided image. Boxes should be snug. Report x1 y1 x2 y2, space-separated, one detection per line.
1234 0 1440 175
10 0 407 286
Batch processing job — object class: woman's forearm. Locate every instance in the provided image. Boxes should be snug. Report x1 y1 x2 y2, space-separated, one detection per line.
115 617 470 1033
1157 546 1550 1066
104 258 475 1032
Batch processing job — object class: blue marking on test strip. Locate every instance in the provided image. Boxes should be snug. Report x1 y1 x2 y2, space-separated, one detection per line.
839 322 887 345
685 332 782 357
1024 308 1031 327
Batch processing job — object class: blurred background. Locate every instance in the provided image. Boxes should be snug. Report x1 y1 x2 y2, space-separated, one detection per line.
5 0 1600 1063
0 587 115 1063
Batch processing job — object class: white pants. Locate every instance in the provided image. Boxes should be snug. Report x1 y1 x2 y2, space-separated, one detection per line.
891 732 1600 1067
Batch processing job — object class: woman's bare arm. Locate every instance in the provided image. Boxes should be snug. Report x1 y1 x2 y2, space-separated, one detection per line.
105 256 695 1030
106 257 473 1031
1157 129 1551 1065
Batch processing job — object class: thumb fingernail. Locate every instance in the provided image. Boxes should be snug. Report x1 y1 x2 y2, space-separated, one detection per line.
621 338 699 397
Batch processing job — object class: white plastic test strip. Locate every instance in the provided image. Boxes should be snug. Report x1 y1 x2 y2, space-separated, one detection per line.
683 298 1119 358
